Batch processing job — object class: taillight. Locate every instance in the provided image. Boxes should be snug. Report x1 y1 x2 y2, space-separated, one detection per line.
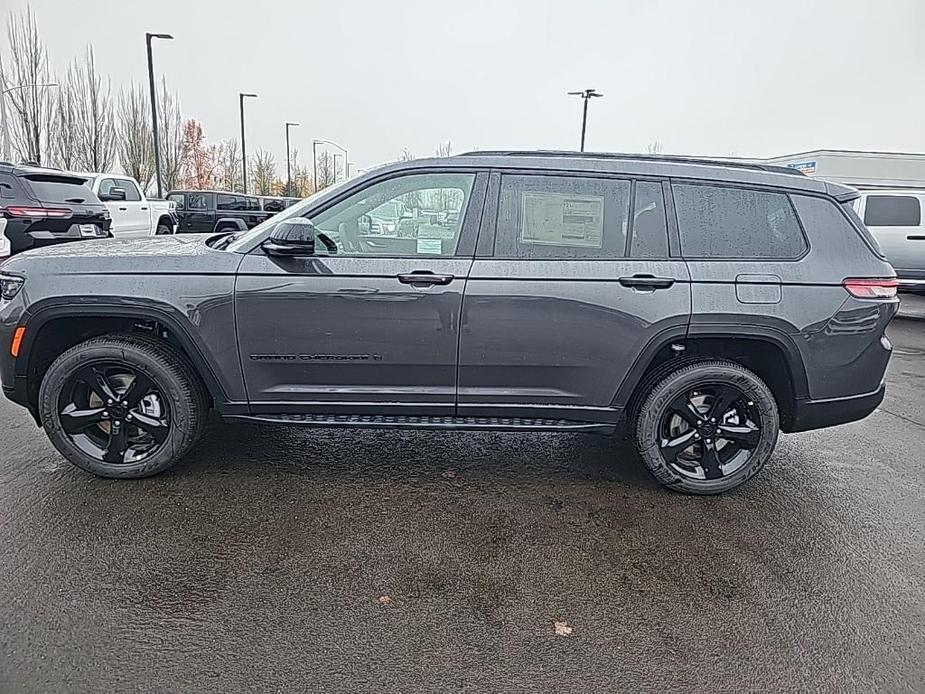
3 206 73 219
843 278 898 299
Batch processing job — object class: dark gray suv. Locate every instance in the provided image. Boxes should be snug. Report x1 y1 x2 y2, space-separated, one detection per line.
0 152 898 494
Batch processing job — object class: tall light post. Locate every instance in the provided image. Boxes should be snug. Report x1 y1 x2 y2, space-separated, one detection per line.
146 32 173 198
239 93 257 194
1 82 57 162
567 88 603 152
312 138 347 190
285 121 300 196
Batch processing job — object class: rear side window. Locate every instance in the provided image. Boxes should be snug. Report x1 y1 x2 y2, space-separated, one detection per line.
495 174 631 259
673 184 806 259
863 195 921 227
21 174 95 204
217 194 259 211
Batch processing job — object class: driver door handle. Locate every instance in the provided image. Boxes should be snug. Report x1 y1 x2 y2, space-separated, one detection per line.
397 270 455 286
618 274 675 290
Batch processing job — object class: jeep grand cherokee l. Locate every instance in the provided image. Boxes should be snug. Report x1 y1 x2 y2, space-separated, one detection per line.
0 152 898 494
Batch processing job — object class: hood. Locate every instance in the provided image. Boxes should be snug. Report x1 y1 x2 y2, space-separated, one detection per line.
2 234 243 277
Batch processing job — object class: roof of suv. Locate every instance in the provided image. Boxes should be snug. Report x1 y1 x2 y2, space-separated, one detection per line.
373 150 859 201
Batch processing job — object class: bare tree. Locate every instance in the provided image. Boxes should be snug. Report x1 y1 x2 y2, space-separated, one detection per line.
216 138 242 192
399 148 415 162
251 148 276 195
67 46 115 172
1 7 54 164
116 82 153 189
646 141 663 155
435 140 452 158
51 73 79 170
315 150 335 190
157 78 185 193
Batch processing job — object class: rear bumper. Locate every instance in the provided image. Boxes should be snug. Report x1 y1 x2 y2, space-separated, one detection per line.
894 269 925 288
786 383 885 433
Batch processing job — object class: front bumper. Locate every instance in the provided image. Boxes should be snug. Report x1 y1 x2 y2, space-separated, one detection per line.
785 383 885 433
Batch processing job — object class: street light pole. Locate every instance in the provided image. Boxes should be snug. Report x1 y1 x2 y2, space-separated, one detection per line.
312 139 348 190
567 88 603 152
146 32 173 198
239 93 257 194
333 153 341 183
285 121 300 196
312 141 318 193
1 82 58 162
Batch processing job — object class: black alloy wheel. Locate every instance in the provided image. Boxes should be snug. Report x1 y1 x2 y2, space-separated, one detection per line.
658 383 761 481
57 361 171 465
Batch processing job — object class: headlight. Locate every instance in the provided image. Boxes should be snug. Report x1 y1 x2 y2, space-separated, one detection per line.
0 273 25 301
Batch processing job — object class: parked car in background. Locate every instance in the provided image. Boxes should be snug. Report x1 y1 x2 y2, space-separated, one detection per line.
75 174 177 239
166 190 273 233
0 152 898 494
0 163 111 259
852 190 925 289
259 196 301 213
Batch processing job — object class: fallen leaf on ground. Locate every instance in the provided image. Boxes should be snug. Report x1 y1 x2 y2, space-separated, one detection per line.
378 595 393 606
554 621 573 637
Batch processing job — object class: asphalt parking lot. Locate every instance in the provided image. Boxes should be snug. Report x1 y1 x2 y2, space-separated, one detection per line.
1 318 923 693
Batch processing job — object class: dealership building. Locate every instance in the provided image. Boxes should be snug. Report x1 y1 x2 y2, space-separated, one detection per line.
759 149 925 189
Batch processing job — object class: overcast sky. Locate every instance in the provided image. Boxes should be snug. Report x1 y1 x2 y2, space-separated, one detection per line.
6 0 925 171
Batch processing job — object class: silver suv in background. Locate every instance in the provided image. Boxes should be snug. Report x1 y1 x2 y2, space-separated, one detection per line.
853 189 925 288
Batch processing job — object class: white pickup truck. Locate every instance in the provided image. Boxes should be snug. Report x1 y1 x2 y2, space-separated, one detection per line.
76 173 178 238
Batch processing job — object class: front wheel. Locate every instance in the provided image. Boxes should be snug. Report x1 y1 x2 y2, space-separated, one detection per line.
39 335 207 478
634 360 779 494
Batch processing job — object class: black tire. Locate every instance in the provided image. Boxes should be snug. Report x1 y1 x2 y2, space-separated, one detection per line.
634 360 779 495
38 334 207 479
155 223 173 235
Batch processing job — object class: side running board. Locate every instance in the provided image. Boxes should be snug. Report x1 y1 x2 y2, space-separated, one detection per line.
226 413 615 434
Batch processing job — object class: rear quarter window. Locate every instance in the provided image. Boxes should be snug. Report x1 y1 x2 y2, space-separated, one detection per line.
673 183 807 259
792 195 886 260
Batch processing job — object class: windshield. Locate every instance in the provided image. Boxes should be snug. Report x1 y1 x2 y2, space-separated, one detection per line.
224 176 356 252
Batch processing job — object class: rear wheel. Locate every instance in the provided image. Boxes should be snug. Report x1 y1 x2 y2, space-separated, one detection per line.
39 335 206 478
634 360 779 494
155 222 173 235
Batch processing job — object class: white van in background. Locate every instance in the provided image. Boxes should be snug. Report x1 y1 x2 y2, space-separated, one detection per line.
853 190 925 288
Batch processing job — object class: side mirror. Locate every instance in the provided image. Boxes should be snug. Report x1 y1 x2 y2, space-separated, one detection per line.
262 218 316 257
101 187 127 202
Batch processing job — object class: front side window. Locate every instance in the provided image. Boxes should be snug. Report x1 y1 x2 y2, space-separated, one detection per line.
863 195 921 227
308 172 475 257
167 193 185 209
673 183 807 259
187 193 209 210
495 175 631 259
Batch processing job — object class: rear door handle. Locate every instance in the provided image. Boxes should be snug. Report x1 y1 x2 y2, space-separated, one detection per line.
397 271 455 286
118 206 127 211
907 235 925 240
140 206 148 211
619 274 675 289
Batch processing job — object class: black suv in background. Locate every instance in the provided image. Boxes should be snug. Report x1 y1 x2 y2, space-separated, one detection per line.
0 163 111 259
0 152 898 494
166 190 279 234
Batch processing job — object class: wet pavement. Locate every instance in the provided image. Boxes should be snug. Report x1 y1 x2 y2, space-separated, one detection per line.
1 321 924 693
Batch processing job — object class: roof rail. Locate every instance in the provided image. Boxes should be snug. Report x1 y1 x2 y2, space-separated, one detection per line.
455 150 806 177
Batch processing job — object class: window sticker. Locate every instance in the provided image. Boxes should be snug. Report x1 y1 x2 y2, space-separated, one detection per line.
416 238 443 254
520 192 604 248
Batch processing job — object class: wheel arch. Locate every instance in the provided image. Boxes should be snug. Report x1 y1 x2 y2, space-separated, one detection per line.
213 218 248 233
616 326 809 431
16 301 230 420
